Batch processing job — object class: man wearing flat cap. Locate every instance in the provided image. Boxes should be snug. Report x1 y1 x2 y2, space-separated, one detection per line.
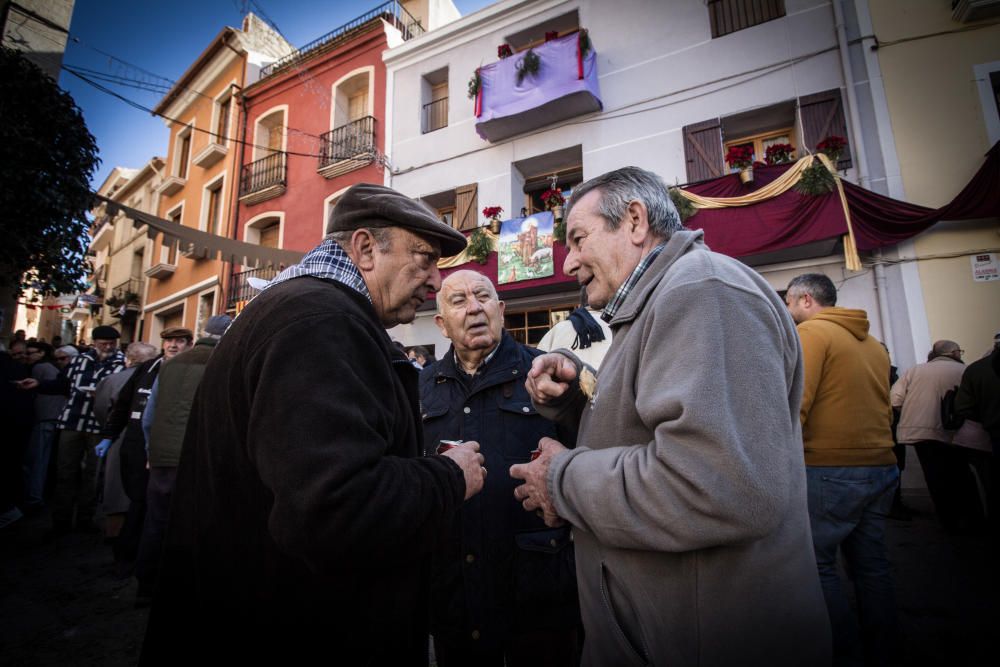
143 183 488 665
17 325 126 535
96 326 193 568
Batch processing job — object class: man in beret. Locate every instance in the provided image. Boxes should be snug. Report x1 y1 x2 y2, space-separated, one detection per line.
96 326 193 570
17 325 126 535
143 183 488 665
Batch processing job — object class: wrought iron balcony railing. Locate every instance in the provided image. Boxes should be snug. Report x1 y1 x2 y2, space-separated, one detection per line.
422 97 448 133
228 266 280 310
319 116 376 168
260 1 425 79
240 152 287 197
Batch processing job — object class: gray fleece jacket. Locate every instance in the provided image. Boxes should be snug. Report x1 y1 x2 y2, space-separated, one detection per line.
538 230 830 667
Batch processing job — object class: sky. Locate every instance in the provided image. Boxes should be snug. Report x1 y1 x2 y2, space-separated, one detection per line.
59 0 493 189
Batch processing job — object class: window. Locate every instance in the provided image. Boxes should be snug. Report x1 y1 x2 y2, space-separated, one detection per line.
421 68 449 134
215 92 232 145
332 71 372 130
505 10 579 51
723 127 797 173
163 207 182 264
682 92 850 183
513 145 583 215
204 179 223 235
175 126 193 178
708 0 785 38
504 306 573 346
195 291 215 337
973 61 1000 145
420 184 477 231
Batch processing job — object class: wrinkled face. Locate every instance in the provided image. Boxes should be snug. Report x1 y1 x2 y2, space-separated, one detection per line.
161 336 192 360
563 189 641 310
435 271 504 353
368 228 443 328
92 338 118 360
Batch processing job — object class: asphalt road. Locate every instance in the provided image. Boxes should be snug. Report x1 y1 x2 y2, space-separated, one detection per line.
0 491 989 666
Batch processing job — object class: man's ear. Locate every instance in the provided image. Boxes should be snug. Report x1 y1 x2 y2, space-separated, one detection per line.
350 229 378 271
433 312 450 339
625 200 652 246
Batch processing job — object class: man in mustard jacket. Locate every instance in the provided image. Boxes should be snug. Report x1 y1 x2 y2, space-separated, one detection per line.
786 273 899 667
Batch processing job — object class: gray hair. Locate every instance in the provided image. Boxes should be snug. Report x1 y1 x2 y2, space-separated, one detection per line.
564 166 682 238
326 227 393 251
786 273 837 307
56 345 79 359
437 270 499 313
125 341 158 366
929 340 960 360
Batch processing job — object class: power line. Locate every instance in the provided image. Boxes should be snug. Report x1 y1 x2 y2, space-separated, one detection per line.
62 66 329 160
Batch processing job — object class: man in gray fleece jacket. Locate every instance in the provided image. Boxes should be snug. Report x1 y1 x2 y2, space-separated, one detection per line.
511 167 830 666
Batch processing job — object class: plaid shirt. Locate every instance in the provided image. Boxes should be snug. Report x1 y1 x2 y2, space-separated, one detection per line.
59 349 127 432
265 238 371 302
601 242 668 323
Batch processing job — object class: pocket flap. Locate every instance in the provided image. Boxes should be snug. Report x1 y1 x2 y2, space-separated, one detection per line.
514 526 572 553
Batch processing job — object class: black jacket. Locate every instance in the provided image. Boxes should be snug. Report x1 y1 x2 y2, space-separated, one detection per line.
142 277 466 665
419 332 579 649
102 355 162 500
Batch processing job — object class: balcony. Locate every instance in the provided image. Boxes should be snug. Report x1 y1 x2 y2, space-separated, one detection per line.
145 261 177 280
259 1 424 80
193 142 228 169
239 152 287 205
89 216 113 252
317 116 376 179
228 266 280 311
157 175 186 196
106 277 144 319
422 97 448 134
474 31 602 143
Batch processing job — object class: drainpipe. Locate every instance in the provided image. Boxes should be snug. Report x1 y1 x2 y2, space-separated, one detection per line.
834 0 894 351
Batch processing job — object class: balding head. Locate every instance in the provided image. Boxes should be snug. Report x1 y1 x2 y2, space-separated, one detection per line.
929 340 962 362
435 270 504 358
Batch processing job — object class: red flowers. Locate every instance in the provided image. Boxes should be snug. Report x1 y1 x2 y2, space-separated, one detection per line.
482 206 504 219
764 143 795 165
725 144 754 170
541 188 565 208
497 44 512 59
816 136 847 160
545 31 559 42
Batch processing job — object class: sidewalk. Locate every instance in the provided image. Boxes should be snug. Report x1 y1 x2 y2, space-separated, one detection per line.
0 491 989 665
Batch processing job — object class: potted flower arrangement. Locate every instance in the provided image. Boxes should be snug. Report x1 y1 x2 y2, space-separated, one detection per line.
483 205 504 234
764 143 795 165
542 188 567 242
497 43 513 59
816 135 847 163
725 144 755 184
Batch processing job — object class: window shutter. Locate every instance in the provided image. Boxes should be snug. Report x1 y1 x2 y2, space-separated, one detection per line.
798 89 853 169
454 184 479 231
683 119 724 182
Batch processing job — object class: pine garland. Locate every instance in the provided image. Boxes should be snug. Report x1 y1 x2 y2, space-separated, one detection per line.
467 70 480 99
467 227 494 264
516 49 540 85
669 188 697 223
795 161 836 196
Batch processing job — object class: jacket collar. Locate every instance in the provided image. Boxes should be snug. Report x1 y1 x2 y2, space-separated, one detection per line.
434 330 523 386
607 229 704 327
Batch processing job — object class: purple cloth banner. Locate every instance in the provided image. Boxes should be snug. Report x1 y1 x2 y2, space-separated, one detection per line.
476 32 602 141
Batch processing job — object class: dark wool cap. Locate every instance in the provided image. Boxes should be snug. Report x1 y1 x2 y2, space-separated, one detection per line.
91 326 121 340
327 183 467 257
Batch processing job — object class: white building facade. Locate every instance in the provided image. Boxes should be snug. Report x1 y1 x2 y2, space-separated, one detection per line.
383 0 931 371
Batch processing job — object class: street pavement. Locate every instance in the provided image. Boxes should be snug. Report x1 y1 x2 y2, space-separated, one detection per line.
0 490 990 665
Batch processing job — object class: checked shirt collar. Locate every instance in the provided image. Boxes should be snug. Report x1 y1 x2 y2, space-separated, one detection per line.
265 238 371 302
601 241 668 323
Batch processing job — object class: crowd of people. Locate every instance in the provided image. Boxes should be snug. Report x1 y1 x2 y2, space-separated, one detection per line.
0 173 996 666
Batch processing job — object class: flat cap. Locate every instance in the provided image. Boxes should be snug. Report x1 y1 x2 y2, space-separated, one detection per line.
327 183 467 257
203 315 232 336
91 325 120 340
160 327 194 340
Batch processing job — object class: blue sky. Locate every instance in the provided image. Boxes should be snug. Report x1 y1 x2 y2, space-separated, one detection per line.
61 0 493 189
